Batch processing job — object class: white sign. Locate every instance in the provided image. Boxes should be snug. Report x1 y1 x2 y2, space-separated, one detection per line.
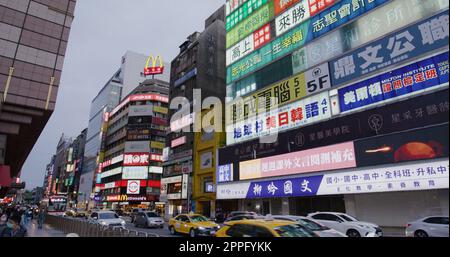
162 147 170 162
217 181 250 200
100 167 122 179
104 182 117 190
171 113 195 132
226 91 331 145
161 176 182 185
200 152 213 169
182 174 189 199
149 166 163 174
122 167 149 180
226 33 255 66
317 159 450 195
275 0 311 36
305 63 331 94
167 193 182 200
127 180 141 195
128 105 154 117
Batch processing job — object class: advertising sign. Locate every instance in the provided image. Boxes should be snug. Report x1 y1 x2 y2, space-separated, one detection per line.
226 23 271 66
292 0 449 75
123 153 149 166
150 154 163 162
226 0 268 31
171 136 187 148
153 106 168 114
275 0 311 36
174 68 197 88
240 141 356 180
122 167 149 180
354 123 449 168
331 12 450 87
226 0 250 16
219 88 449 167
130 94 169 103
128 105 153 117
227 91 331 145
149 166 163 174
127 180 141 195
151 141 165 150
218 164 234 183
275 0 300 16
171 113 195 132
226 2 274 49
182 174 189 199
200 152 213 169
226 62 330 124
217 159 450 199
338 52 449 113
100 167 122 179
144 55 164 76
124 141 150 153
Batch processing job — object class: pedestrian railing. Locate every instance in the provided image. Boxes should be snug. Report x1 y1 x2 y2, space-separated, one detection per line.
44 214 160 237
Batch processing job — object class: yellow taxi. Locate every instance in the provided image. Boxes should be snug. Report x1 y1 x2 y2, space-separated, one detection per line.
169 214 220 237
215 218 319 237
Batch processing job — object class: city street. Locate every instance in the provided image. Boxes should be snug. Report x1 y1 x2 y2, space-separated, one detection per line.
124 220 180 237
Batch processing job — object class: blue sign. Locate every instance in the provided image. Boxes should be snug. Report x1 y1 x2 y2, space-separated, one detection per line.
330 11 450 87
338 51 449 113
311 0 389 38
246 175 324 199
174 68 197 88
217 164 233 183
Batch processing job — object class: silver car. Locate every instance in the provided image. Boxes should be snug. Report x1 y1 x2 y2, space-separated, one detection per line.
273 215 347 237
89 211 126 229
406 216 449 237
134 211 165 228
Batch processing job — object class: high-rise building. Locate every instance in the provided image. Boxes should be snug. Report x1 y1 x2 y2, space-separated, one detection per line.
217 0 449 235
78 51 170 209
95 79 169 211
162 6 226 219
0 0 77 194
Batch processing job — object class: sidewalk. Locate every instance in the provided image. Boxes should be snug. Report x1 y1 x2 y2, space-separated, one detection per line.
24 220 66 237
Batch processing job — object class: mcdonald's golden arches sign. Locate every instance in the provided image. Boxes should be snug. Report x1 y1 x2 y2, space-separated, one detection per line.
144 55 164 76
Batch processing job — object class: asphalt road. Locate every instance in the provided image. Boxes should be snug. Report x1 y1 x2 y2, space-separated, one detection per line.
124 221 180 237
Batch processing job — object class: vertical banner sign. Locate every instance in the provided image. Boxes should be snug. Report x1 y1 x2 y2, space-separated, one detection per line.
331 11 450 87
338 52 449 113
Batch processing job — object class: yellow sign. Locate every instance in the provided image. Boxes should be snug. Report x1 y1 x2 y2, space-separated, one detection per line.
151 141 165 150
153 106 168 114
226 72 307 125
239 159 261 180
144 55 164 75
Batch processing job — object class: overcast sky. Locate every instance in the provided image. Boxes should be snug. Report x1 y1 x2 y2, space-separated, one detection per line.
20 0 224 189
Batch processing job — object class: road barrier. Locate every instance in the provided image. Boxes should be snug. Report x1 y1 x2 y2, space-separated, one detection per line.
44 214 160 237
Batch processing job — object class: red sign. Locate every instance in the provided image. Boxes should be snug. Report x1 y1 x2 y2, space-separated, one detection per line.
309 0 334 16
171 136 187 148
130 94 169 103
274 0 300 16
144 56 164 76
123 153 150 166
253 23 271 49
148 180 161 188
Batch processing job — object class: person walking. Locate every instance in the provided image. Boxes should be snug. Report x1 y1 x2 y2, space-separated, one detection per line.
0 213 27 237
38 206 47 229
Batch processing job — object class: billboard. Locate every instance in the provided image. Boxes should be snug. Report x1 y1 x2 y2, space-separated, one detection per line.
239 141 356 180
275 0 311 36
123 153 150 166
226 2 274 49
330 12 450 87
226 62 330 125
124 141 150 153
354 123 449 168
128 105 154 117
171 136 187 148
217 159 450 199
122 167 149 180
226 0 268 31
337 52 449 113
227 91 331 145
144 55 164 76
219 88 449 166
127 180 141 195
292 0 449 75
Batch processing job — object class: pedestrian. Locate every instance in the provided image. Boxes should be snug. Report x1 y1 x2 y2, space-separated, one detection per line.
38 206 47 229
0 213 27 237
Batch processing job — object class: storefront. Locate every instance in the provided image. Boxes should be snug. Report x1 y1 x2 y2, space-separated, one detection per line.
217 158 449 229
160 174 189 219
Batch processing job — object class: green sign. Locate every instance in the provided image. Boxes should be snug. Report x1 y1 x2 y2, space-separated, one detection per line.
227 20 310 84
226 0 268 31
226 1 273 49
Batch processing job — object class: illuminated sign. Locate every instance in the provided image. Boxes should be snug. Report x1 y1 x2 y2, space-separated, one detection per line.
127 180 141 195
240 142 356 180
122 167 149 180
149 166 163 174
129 94 169 103
226 91 331 145
150 154 163 162
151 141 165 150
338 52 449 113
123 153 149 166
100 167 122 179
226 63 330 124
226 2 274 49
170 113 195 132
171 136 187 148
144 55 164 76
153 105 168 114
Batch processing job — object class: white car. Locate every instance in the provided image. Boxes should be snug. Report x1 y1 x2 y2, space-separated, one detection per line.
406 216 449 237
89 211 126 229
307 212 382 237
273 215 347 237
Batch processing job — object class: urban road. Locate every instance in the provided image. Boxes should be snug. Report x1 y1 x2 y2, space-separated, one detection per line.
124 220 181 237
